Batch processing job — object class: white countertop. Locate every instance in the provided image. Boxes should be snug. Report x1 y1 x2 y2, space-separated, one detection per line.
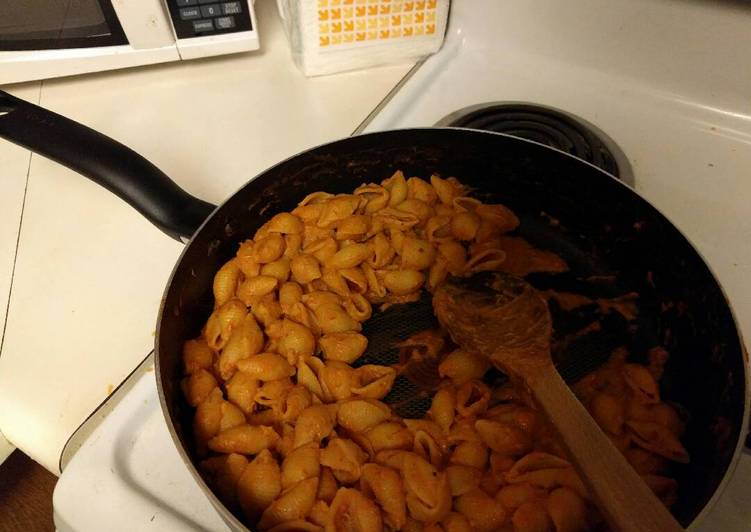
0 0 413 473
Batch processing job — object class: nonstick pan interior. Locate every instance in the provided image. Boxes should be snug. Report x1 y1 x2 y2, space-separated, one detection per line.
156 128 746 529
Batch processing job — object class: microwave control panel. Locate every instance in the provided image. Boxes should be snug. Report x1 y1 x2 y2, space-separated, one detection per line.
167 0 252 38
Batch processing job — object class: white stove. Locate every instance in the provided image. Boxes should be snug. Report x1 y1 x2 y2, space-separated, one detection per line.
54 0 751 530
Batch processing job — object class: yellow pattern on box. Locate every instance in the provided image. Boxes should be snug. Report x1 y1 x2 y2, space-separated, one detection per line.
318 0 437 47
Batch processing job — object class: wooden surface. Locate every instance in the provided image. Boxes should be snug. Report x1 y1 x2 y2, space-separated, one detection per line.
0 451 56 532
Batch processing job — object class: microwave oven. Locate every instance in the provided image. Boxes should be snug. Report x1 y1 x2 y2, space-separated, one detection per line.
0 0 259 85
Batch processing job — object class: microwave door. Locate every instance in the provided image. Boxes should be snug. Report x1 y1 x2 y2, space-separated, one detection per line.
0 0 128 51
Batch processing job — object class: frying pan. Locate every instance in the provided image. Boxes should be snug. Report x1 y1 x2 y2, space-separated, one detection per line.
0 89 747 530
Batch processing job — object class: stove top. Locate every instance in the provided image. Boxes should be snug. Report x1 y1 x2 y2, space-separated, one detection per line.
55 0 751 529
436 103 622 178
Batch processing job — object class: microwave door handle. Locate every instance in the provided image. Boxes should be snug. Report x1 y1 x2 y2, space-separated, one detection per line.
0 90 215 242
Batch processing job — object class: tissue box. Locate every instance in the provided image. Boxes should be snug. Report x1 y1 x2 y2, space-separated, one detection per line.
277 0 450 76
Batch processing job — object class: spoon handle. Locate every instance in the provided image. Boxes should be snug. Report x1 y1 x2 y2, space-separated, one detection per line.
526 363 684 532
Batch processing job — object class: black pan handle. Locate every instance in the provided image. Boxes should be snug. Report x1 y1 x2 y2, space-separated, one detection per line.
0 90 215 242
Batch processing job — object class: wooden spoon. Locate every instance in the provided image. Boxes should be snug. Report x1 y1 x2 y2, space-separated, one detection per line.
433 271 683 532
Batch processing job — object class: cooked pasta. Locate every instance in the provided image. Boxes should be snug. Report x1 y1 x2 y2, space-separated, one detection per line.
182 170 689 531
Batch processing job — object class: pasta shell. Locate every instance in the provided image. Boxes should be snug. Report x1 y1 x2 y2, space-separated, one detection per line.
362 263 386 299
204 299 246 351
440 512 473 532
282 442 321 490
294 404 339 449
451 211 481 241
237 240 261 277
355 183 391 214
360 463 407 530
428 387 456 433
237 275 279 306
253 293 284 328
279 282 303 312
425 215 453 244
450 441 488 469
402 453 452 522
299 191 335 206
454 488 507 532
496 483 547 511
363 422 414 453
351 365 396 400
237 353 295 381
319 360 357 402
297 356 326 400
213 258 242 308
291 253 322 285
445 465 482 497
238 449 282 520
327 487 383 532
261 257 291 283
317 467 339 504
320 438 369 484
317 195 360 228
200 454 247 510
464 248 507 273
256 378 295 408
309 500 330 527
382 269 425 295
407 176 438 205
506 453 570 482
430 174 464 205
507 467 589 500
367 232 396 268
456 381 491 418
181 368 218 407
396 198 434 226
225 370 259 415
438 349 489 386
437 241 467 275
374 207 420 231
626 419 690 463
624 364 661 404
452 196 482 212
383 170 408 206
218 313 264 380
511 501 551 532
404 419 449 467
267 212 305 235
335 215 371 241
192 388 223 455
313 303 361 335
303 237 339 264
337 399 391 433
475 203 519 233
278 319 316 363
253 234 287 264
182 338 213 375
276 385 313 423
258 477 319 530
284 234 303 259
400 237 437 270
208 424 280 455
328 243 373 270
475 419 532 457
319 332 368 364
546 487 588 532
428 258 449 291
343 294 372 323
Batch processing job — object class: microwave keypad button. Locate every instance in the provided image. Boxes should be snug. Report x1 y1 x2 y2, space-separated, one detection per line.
215 16 236 29
197 0 217 4
192 19 215 32
200 4 221 17
179 7 201 20
176 0 198 6
222 2 242 15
